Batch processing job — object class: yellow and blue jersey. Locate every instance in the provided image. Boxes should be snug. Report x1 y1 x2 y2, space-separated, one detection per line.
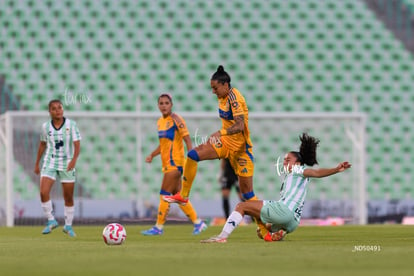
157 113 189 172
218 87 253 152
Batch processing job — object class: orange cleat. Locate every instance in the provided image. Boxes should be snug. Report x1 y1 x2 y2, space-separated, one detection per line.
163 193 189 205
264 229 287 242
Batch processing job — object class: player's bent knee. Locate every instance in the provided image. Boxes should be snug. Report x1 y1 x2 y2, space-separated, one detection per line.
187 149 200 162
234 202 246 212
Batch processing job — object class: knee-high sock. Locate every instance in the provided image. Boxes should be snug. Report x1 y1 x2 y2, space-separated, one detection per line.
178 200 200 224
41 200 55 221
156 195 170 229
220 211 243 238
180 158 198 198
64 206 75 226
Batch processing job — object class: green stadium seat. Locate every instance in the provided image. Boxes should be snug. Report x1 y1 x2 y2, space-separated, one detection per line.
2 0 414 200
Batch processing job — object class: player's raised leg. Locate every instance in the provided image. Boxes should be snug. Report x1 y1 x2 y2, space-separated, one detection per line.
164 143 218 204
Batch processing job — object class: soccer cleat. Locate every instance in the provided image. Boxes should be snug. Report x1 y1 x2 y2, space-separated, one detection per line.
62 225 77 237
256 227 264 239
254 219 268 240
163 193 188 205
200 235 227 243
141 226 164 236
264 229 287 242
42 219 59 234
192 221 208 235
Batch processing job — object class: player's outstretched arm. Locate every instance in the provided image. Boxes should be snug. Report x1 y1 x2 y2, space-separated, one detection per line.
303 162 351 178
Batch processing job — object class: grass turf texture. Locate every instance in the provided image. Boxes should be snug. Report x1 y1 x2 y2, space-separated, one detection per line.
0 225 413 276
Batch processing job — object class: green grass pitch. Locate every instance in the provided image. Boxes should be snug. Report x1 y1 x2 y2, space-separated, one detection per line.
0 224 413 276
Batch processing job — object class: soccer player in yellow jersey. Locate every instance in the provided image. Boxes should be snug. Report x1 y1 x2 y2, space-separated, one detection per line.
141 93 207 236
164 65 268 238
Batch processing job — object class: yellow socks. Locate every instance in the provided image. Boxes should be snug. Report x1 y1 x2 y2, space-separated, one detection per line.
178 200 198 223
156 195 170 228
180 158 198 198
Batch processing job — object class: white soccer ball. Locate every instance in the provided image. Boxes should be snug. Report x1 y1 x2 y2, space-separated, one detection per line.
102 223 127 245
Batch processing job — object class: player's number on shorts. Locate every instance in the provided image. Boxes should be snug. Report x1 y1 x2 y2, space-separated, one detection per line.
294 205 303 217
55 140 64 149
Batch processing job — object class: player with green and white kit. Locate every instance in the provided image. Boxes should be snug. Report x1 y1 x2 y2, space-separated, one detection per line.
34 99 81 237
201 133 351 243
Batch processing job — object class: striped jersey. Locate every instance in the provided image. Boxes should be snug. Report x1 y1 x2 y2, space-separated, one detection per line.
40 117 81 170
157 113 189 171
278 165 309 222
217 87 253 152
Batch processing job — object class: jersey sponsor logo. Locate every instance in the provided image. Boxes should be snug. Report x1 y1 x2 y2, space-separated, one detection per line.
237 158 247 166
158 126 175 140
294 203 304 218
211 137 222 148
219 108 234 120
54 140 64 150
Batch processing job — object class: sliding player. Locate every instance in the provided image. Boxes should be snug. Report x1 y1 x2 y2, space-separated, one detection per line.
141 93 207 236
34 99 81 237
201 133 352 243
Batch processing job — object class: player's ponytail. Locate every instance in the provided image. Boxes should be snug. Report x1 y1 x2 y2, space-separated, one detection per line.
292 133 319 166
211 65 231 85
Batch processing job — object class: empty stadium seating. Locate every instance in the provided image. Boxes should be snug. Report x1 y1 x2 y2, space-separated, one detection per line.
0 0 413 201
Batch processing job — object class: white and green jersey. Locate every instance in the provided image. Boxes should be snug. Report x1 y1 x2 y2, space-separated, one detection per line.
40 117 81 171
278 165 309 222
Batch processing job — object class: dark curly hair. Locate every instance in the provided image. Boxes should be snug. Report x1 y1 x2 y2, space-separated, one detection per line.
290 133 320 166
